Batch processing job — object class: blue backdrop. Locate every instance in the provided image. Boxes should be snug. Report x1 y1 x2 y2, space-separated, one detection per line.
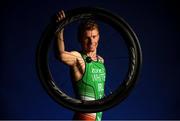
1 0 179 120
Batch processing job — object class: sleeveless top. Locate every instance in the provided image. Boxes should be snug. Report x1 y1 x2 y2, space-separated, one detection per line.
74 52 106 121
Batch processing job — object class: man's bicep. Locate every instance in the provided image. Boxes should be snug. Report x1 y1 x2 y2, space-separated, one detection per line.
59 51 79 66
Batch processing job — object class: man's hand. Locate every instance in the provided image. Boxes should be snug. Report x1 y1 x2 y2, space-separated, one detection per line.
56 10 66 23
55 10 66 40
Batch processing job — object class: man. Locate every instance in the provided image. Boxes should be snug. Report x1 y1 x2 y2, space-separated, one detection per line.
55 10 106 121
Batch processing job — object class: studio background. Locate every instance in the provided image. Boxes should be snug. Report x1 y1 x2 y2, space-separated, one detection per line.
0 0 179 119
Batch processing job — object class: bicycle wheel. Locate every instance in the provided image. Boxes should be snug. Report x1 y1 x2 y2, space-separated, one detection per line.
36 7 142 112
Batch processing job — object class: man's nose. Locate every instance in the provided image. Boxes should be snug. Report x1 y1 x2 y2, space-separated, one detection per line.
88 38 93 44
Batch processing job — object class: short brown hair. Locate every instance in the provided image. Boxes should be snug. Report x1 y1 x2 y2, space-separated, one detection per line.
77 19 99 42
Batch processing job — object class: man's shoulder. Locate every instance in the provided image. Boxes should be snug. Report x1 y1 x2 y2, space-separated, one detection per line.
70 51 81 56
97 55 104 63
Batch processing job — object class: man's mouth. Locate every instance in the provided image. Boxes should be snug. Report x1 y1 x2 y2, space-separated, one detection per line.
89 45 94 49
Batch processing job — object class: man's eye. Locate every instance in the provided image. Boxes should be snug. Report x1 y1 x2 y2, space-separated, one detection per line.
84 38 89 41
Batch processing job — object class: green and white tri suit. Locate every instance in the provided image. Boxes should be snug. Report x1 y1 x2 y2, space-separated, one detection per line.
75 52 106 121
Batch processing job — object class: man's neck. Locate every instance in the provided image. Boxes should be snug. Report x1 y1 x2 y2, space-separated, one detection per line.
83 50 97 58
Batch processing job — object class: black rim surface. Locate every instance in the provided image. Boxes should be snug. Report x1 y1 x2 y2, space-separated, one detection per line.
36 7 142 112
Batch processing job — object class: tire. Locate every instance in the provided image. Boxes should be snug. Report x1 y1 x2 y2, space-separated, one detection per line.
36 7 142 112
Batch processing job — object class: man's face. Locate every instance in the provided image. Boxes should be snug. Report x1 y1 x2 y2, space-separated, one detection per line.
81 28 100 53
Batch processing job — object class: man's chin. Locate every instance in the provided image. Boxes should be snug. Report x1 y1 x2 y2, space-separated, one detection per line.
87 49 95 52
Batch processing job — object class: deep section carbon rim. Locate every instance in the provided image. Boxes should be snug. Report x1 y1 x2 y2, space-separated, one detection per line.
36 7 142 112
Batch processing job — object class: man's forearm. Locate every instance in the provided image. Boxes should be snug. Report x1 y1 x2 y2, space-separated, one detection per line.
56 30 65 53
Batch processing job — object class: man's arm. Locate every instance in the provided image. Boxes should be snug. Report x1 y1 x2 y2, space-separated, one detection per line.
55 10 78 66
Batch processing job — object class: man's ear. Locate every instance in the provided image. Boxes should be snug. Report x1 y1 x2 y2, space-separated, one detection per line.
98 34 100 41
